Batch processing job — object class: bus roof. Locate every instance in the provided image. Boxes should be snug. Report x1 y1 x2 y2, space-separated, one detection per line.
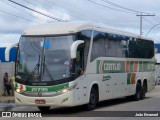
22 21 152 41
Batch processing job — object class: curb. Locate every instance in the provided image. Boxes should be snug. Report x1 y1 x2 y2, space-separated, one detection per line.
0 96 15 103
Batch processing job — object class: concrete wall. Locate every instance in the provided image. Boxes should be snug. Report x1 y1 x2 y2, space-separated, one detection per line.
155 65 160 77
0 62 15 96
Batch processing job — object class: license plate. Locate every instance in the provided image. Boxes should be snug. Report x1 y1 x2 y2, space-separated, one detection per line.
35 100 45 104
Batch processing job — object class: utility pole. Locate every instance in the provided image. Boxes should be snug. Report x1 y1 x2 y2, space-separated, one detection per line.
136 13 155 35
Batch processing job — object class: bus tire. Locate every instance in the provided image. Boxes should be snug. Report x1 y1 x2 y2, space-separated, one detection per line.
86 87 98 110
141 81 147 99
133 82 141 101
38 106 50 112
141 86 145 99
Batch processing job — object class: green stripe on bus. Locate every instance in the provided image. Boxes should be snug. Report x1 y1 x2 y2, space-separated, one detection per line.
130 61 134 72
143 61 155 72
15 82 18 88
97 60 154 73
143 61 148 72
97 60 100 74
139 61 143 72
127 73 131 84
24 83 69 92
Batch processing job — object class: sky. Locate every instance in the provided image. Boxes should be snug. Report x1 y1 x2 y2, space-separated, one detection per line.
0 0 160 47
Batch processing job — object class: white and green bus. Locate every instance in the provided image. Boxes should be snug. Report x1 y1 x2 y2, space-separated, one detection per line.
6 21 155 111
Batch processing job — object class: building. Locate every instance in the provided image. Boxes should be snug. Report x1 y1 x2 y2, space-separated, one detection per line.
155 43 160 78
0 47 17 96
0 47 17 62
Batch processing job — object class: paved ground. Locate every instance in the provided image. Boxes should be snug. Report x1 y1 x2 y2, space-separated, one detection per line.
0 85 160 120
0 96 14 103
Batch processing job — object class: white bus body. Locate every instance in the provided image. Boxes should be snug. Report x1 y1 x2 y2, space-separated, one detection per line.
14 21 155 110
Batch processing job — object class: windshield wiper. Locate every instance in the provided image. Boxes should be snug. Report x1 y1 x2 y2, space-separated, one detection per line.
25 55 41 82
42 55 54 81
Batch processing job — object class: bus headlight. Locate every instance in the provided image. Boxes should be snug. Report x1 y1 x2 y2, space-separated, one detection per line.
16 88 20 93
59 83 77 94
62 89 68 93
16 88 24 93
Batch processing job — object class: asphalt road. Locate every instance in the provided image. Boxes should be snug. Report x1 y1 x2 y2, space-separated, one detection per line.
1 85 160 120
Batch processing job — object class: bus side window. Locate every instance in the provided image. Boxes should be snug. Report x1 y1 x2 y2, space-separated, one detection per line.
104 33 117 57
91 31 106 61
120 40 127 57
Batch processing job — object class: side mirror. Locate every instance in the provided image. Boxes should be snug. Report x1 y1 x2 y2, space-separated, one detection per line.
5 43 18 61
70 40 84 59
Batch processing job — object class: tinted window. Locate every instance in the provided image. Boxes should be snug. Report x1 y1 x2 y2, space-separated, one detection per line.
127 38 154 58
104 33 127 57
105 33 117 57
90 31 154 60
91 31 106 61
137 39 154 58
128 37 137 58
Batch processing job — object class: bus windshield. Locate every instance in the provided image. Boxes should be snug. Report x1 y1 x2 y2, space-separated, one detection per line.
17 35 74 82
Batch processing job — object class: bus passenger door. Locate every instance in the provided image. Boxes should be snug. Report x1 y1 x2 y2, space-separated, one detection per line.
74 48 87 104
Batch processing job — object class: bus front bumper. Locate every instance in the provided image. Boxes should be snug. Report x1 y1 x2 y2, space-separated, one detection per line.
15 91 75 107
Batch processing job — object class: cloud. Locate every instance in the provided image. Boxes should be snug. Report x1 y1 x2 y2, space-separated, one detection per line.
0 34 20 47
0 0 160 47
32 7 71 22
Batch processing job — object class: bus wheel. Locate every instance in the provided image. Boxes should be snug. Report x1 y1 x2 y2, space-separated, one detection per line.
141 86 145 99
86 87 98 110
133 82 141 101
38 106 50 112
141 82 147 99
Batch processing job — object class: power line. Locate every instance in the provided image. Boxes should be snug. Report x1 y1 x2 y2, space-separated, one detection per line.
44 0 59 7
0 9 38 23
154 16 160 23
156 16 160 20
146 24 160 36
25 0 76 22
24 0 37 6
152 16 160 23
8 0 65 22
23 0 71 22
87 0 136 14
101 0 151 14
100 0 158 35
1 0 38 20
45 0 87 20
143 17 155 25
143 17 160 28
136 13 155 35
34 0 52 8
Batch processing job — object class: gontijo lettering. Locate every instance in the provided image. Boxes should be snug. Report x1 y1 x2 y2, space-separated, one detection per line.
103 63 121 71
97 60 125 74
